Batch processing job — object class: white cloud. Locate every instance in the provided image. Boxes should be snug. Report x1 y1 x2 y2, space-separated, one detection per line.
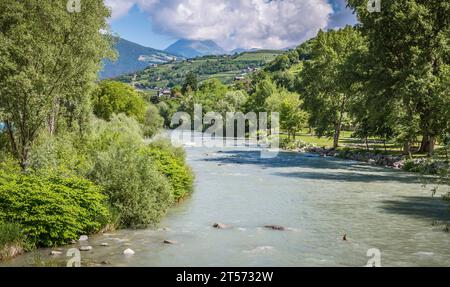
105 0 338 50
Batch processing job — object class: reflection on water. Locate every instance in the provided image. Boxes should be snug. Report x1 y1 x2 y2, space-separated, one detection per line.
2 138 450 267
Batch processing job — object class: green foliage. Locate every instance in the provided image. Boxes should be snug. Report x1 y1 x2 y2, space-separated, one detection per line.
143 104 164 138
182 71 198 94
347 0 450 155
157 100 181 128
28 132 92 177
145 139 194 201
89 140 173 229
266 90 308 138
86 115 173 228
299 26 367 148
92 81 148 123
0 171 110 247
0 0 114 170
0 222 24 248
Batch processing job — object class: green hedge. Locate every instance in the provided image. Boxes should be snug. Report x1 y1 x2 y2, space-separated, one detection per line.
0 171 110 247
145 139 194 201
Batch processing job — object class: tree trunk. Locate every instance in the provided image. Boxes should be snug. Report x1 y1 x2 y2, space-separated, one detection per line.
419 133 436 156
333 123 341 149
403 142 412 159
5 121 19 159
48 98 60 136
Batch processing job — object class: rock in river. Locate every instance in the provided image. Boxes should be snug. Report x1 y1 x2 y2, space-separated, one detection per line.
213 223 232 229
79 235 88 241
163 240 178 245
123 248 135 255
264 225 285 231
79 246 93 252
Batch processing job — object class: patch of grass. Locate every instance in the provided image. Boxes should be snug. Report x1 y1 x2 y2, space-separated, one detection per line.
0 222 24 248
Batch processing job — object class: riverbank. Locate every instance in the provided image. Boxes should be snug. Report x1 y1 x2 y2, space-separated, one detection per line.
3 143 450 267
279 138 449 175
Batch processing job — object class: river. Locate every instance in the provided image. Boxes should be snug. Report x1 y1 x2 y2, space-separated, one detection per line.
2 137 450 267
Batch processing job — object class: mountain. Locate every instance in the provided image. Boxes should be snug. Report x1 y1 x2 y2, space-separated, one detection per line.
230 48 261 55
165 39 227 58
100 38 181 79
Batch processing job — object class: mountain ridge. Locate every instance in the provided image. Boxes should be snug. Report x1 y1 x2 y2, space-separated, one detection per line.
100 38 181 79
165 39 227 58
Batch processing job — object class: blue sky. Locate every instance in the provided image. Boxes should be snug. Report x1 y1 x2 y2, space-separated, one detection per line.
110 5 176 50
108 0 357 51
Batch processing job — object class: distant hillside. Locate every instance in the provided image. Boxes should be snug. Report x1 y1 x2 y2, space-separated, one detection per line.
100 38 182 79
165 39 227 59
117 50 284 88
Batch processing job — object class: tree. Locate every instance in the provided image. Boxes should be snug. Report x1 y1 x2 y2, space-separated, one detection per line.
246 77 277 113
92 81 147 123
299 26 366 149
266 90 308 139
0 0 113 170
181 72 198 94
347 0 450 155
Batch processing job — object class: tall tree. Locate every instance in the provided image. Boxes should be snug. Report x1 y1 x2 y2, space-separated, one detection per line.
181 71 198 95
347 0 450 155
299 26 366 149
0 0 113 169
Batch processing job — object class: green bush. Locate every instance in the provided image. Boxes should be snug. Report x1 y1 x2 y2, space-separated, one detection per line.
28 132 92 177
143 104 164 138
87 116 174 228
89 143 173 228
0 171 110 247
145 139 194 201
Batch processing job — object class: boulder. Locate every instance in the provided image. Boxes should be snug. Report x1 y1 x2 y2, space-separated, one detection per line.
123 248 135 255
79 235 88 241
79 246 92 252
50 251 63 256
100 243 109 247
213 223 231 229
163 240 177 245
264 225 285 231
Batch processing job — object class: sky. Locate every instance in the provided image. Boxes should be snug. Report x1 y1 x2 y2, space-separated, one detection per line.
105 0 358 51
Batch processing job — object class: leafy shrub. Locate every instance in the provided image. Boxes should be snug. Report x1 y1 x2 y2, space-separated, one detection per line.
87 116 173 228
89 142 173 228
0 171 110 247
144 139 194 201
143 104 164 138
28 132 92 177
